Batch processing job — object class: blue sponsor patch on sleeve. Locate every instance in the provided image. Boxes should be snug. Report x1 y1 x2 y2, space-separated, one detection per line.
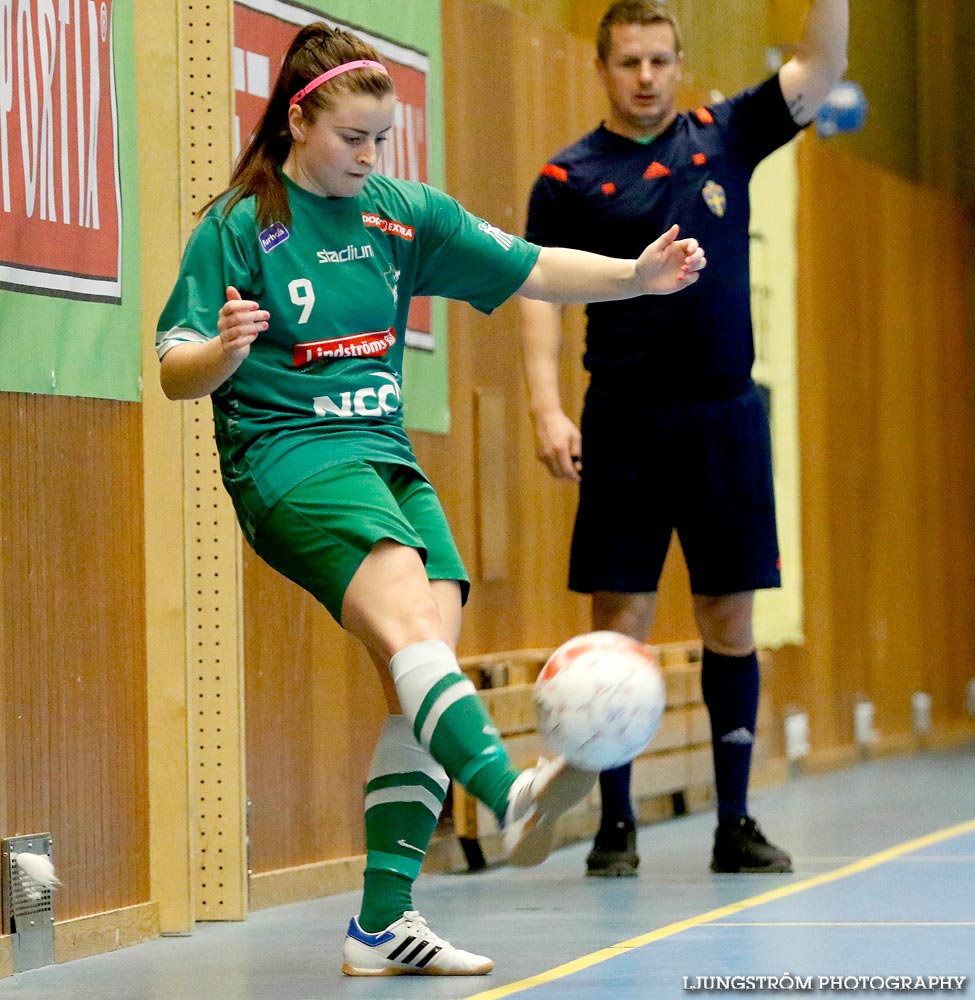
259 222 290 253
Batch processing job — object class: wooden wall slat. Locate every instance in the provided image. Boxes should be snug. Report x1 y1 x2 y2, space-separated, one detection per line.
0 394 148 920
135 0 195 935
918 0 959 196
475 388 511 582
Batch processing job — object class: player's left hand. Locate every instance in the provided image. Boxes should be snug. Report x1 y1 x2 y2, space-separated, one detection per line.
634 225 706 295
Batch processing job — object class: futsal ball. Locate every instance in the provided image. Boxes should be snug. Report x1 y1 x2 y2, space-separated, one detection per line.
533 631 666 772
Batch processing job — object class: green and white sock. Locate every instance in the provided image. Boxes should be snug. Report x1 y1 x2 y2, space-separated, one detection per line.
358 714 448 933
390 640 518 823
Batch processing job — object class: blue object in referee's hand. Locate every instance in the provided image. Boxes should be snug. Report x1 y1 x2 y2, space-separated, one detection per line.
815 80 868 138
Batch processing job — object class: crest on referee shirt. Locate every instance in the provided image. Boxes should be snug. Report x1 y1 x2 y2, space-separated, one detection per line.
702 180 727 217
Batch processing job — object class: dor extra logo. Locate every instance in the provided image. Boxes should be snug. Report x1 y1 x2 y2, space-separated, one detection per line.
361 213 414 240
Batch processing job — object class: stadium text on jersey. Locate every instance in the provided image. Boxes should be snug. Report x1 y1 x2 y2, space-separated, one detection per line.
316 243 375 264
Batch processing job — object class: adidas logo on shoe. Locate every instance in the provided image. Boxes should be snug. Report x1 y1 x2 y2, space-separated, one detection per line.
720 727 755 745
342 911 493 976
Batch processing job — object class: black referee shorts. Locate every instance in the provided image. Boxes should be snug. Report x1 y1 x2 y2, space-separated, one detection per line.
568 382 781 597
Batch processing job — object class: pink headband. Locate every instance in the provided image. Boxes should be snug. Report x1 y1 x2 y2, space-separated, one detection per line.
290 59 389 105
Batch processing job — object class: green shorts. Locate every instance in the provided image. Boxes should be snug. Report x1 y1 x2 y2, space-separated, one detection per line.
251 461 469 624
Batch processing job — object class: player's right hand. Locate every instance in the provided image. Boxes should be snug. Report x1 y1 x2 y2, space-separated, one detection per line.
533 409 583 481
634 224 706 295
217 286 269 361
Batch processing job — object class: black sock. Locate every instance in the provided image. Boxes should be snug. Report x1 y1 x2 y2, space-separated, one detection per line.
701 648 759 820
598 762 634 827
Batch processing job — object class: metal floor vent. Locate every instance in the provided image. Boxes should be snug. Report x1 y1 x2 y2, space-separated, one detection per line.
1 833 56 973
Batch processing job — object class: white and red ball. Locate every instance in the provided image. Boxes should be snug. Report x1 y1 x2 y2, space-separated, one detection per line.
533 631 666 771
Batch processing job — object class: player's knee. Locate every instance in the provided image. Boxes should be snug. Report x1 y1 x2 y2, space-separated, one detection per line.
379 597 444 656
409 595 446 641
342 589 445 661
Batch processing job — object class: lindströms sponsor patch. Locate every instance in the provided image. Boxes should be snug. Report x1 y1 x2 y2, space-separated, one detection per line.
293 328 397 366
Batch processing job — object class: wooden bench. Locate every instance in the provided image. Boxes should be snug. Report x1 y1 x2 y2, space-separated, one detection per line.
448 640 716 869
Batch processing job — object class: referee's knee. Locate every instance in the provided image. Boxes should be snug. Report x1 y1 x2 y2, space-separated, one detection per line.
693 592 754 654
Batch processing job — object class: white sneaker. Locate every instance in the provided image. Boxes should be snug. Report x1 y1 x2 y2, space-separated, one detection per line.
342 911 493 977
503 756 598 867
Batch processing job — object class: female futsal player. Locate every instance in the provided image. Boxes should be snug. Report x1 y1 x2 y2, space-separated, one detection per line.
156 21 705 977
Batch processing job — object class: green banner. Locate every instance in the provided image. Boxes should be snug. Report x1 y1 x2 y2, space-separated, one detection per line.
0 2 141 401
233 0 448 432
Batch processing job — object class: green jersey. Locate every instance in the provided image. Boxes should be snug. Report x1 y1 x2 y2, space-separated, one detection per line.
157 173 540 541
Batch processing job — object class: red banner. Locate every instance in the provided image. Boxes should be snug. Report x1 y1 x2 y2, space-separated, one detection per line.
0 0 121 301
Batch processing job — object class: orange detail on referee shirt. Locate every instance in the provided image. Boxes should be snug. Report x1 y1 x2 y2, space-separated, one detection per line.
693 152 708 166
602 182 616 195
643 161 671 179
695 107 715 124
541 163 569 182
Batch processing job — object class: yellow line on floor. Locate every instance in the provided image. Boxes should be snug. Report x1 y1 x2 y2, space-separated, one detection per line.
463 817 975 1000
709 921 975 927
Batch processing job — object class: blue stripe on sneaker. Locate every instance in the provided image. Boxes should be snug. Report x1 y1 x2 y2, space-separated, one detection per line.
347 918 395 947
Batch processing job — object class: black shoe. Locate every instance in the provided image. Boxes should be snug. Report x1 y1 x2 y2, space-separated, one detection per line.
586 819 639 877
711 816 793 873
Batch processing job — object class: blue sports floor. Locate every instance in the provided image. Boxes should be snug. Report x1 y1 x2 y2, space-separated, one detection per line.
1 745 972 1000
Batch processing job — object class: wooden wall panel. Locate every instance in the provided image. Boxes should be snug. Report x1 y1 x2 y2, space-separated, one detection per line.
0 394 148 920
430 1 575 652
178 0 249 925
917 0 973 203
786 140 975 753
427 1 528 654
242 551 385 874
